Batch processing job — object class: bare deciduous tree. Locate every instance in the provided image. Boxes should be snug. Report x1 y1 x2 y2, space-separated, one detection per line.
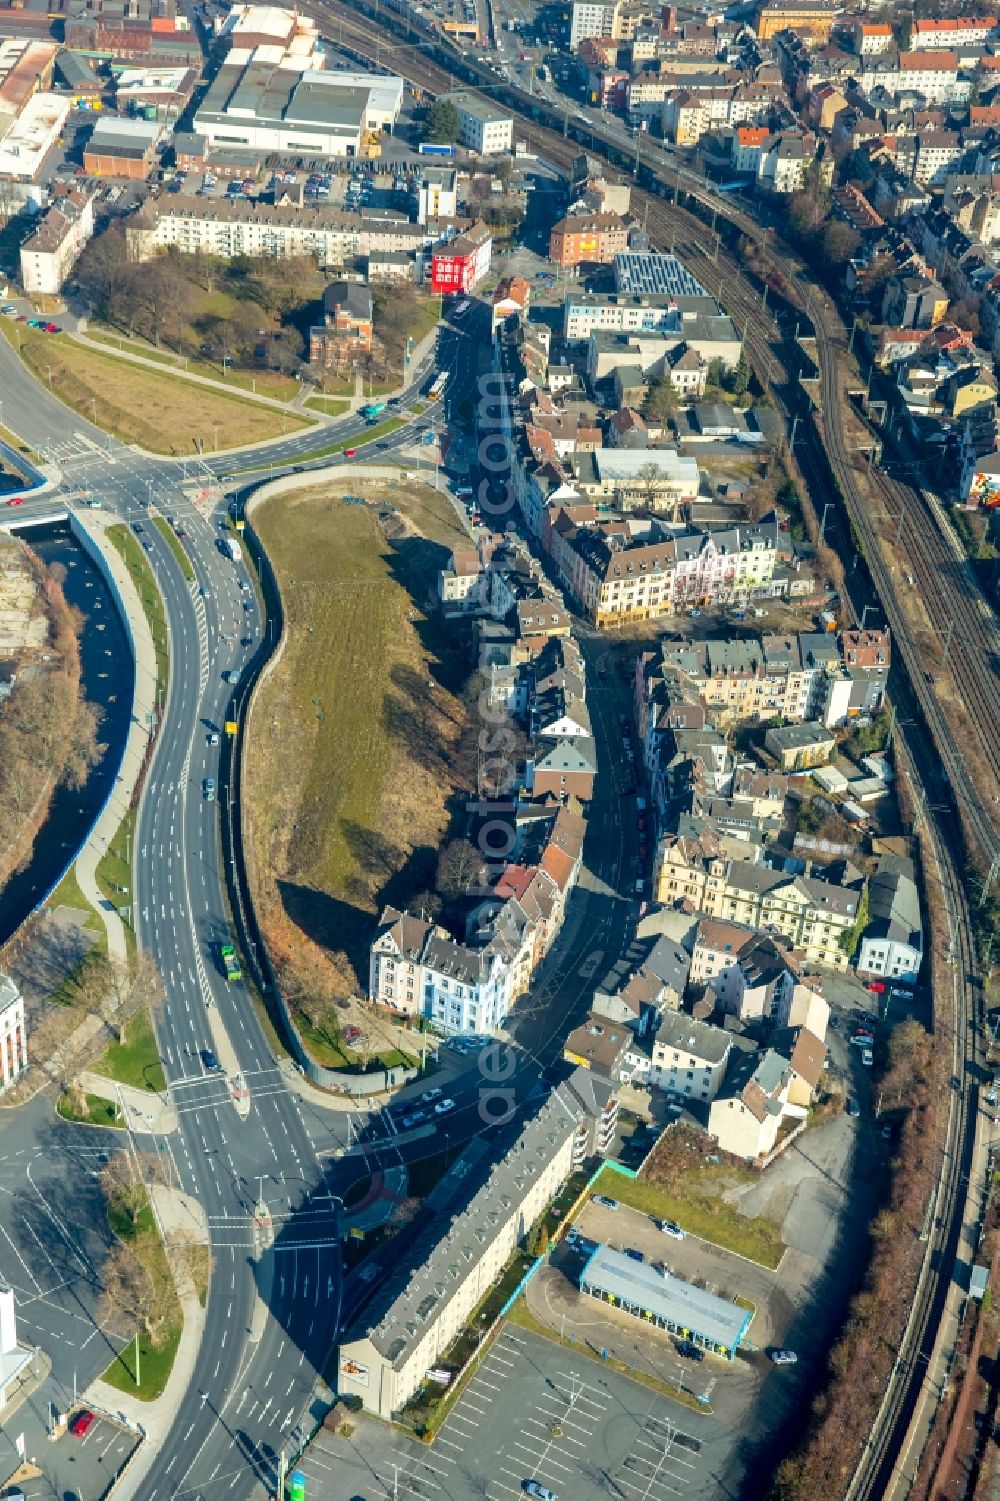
100 1147 168 1229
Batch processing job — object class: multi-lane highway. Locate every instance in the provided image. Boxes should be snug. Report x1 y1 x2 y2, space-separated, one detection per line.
0 319 466 1496
0 288 645 1496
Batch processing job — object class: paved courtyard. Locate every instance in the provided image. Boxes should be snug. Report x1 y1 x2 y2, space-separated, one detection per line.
301 1326 741 1501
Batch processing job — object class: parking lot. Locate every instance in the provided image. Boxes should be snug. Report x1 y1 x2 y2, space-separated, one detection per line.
1 1410 139 1501
304 1325 735 1501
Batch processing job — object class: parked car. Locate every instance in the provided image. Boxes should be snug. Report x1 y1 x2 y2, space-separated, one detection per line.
846 1098 860 1118
433 1098 455 1116
675 1340 703 1362
419 1087 443 1103
592 1195 618 1211
768 1348 798 1366
623 1247 644 1263
659 1220 685 1240
861 1048 874 1067
400 1112 424 1128
865 980 886 994
524 1485 556 1501
69 1410 95 1437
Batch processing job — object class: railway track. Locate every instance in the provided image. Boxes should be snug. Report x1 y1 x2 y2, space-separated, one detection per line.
299 9 991 1490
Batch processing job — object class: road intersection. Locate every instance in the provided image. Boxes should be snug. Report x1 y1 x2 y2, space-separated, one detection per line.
0 298 642 1498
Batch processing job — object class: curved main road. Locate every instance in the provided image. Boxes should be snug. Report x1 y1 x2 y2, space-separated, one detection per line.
0 321 464 1497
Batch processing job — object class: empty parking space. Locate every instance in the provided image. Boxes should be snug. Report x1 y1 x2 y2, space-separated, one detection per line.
306 1326 728 1501
13 1412 139 1501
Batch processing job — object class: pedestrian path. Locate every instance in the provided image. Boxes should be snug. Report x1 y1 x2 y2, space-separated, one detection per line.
76 1068 179 1134
70 329 322 419
69 508 159 968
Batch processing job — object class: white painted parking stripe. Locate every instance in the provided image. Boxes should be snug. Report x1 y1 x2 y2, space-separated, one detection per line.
524 1420 586 1449
508 1443 574 1474
436 1436 466 1453
534 1405 595 1437
473 1375 503 1391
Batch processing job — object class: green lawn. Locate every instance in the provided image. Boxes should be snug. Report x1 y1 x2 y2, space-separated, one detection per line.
102 1190 182 1399
589 1167 785 1270
0 320 310 453
105 524 168 695
85 327 301 401
94 810 137 955
102 1312 181 1403
0 422 41 465
304 396 351 417
153 517 196 582
57 1091 123 1128
235 417 405 474
94 1009 166 1093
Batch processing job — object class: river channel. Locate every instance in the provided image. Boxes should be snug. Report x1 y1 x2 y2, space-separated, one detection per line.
0 523 133 945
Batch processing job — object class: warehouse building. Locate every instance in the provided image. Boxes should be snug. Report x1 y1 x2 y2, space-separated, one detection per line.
83 115 160 178
580 1244 752 1358
337 1070 618 1418
193 59 401 158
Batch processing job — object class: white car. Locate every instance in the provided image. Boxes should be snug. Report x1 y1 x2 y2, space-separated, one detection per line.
659 1220 686 1240
861 1048 874 1067
434 1099 455 1115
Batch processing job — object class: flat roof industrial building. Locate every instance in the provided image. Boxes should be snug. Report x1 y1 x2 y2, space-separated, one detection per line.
193 60 402 157
580 1244 753 1358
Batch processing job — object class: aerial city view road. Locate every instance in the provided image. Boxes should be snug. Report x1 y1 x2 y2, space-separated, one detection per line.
0 0 995 1497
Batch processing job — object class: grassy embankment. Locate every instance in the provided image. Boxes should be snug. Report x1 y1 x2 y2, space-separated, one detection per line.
0 320 310 454
589 1161 785 1270
244 479 470 1066
101 1191 182 1400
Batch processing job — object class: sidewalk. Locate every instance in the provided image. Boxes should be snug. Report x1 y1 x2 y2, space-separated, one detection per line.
77 1068 178 1134
70 508 158 968
87 1189 209 1501
70 329 322 419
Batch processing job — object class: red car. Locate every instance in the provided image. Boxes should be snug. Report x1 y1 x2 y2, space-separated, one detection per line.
70 1409 95 1437
343 448 357 458
865 981 886 994
6 497 24 507
45 323 59 333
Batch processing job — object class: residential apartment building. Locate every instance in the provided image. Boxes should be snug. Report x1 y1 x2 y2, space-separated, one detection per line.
549 213 629 268
430 221 493 294
562 289 714 345
19 186 94 295
755 0 836 42
910 15 996 49
444 91 513 154
708 1048 793 1161
651 1010 732 1101
654 843 861 970
0 977 25 1091
857 856 922 984
126 196 453 266
417 167 457 225
338 1075 617 1418
308 281 372 371
369 908 519 1032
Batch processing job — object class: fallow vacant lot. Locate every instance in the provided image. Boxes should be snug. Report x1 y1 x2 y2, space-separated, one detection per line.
244 479 472 1050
